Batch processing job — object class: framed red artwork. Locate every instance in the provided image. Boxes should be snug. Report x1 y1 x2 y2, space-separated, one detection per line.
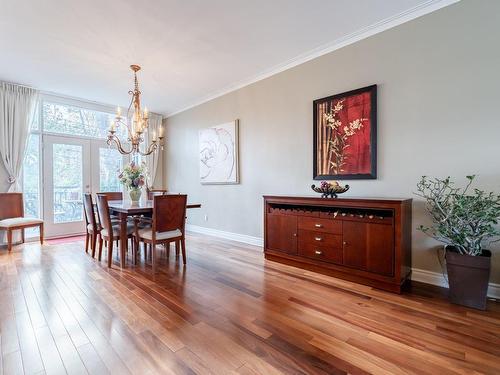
313 85 377 180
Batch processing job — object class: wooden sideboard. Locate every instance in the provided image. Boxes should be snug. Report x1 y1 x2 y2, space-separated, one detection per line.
263 196 412 293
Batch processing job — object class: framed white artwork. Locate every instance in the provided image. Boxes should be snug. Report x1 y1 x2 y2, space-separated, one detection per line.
199 120 239 184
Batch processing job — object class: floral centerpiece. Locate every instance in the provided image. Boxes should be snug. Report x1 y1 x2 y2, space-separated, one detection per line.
118 161 147 202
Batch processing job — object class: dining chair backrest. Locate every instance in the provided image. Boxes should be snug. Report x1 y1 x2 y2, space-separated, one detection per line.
97 192 123 201
0 193 23 220
96 194 113 235
147 189 168 200
83 193 98 230
153 194 187 234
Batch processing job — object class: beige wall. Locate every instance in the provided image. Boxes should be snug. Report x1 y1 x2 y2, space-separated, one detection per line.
167 0 500 283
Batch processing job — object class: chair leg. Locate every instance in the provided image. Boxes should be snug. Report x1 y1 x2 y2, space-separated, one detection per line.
131 238 137 266
21 229 25 244
175 240 180 258
152 241 157 273
107 238 114 268
98 236 103 261
85 233 90 253
181 238 186 265
91 233 97 258
7 229 12 252
39 223 44 245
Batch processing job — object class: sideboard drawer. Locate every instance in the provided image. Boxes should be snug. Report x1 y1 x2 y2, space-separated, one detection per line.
298 242 343 264
298 217 342 234
298 230 342 247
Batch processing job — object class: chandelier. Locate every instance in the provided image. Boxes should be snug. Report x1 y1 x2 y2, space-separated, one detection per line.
107 64 164 155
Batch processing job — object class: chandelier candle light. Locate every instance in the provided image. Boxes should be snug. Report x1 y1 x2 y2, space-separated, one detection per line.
107 65 164 155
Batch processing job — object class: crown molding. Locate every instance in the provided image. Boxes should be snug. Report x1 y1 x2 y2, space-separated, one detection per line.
167 0 459 117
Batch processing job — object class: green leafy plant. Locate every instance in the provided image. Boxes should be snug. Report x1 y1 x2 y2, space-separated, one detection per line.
415 175 500 256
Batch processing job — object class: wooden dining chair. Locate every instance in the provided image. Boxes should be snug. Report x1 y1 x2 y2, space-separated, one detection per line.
96 194 135 267
0 193 44 252
147 189 168 200
134 194 187 273
83 193 101 257
95 191 125 226
97 191 123 200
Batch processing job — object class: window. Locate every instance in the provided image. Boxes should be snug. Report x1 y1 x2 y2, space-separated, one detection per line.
99 147 123 192
42 101 126 139
21 95 130 237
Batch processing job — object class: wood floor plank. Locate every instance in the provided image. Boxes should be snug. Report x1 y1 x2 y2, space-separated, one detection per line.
0 236 499 375
15 311 45 375
34 325 66 375
2 350 24 375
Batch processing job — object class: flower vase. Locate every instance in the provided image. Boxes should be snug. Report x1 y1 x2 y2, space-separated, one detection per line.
129 188 142 204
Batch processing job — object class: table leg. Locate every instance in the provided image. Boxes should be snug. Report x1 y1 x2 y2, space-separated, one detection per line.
119 212 127 268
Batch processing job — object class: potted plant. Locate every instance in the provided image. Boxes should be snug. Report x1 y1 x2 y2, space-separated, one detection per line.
416 175 500 309
118 161 147 203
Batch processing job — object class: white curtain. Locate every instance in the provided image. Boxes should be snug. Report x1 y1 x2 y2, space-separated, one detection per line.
145 113 163 188
0 82 39 192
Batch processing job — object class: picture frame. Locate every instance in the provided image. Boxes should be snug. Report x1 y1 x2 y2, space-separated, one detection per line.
313 85 377 180
199 119 239 184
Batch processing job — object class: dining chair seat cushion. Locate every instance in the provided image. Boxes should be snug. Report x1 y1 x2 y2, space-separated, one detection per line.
101 223 135 238
138 228 182 241
0 217 43 228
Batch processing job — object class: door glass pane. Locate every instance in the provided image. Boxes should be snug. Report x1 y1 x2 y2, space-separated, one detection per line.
23 134 40 236
99 147 122 192
53 144 83 223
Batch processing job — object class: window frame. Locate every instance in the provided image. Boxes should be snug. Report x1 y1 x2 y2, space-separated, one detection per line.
21 93 132 238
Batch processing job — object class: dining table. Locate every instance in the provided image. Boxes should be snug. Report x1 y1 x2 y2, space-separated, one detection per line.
107 199 202 268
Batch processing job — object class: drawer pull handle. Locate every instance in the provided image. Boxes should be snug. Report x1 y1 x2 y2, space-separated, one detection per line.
315 250 323 255
315 237 322 241
314 224 323 228
343 241 347 245
293 233 297 237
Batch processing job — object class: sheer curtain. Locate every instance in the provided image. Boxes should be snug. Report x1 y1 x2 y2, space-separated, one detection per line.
145 113 163 188
0 82 39 192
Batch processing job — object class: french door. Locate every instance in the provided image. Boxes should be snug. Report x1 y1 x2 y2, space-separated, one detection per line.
42 134 126 237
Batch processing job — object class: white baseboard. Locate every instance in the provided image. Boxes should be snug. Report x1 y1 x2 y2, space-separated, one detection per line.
186 224 500 299
186 224 263 247
411 267 500 299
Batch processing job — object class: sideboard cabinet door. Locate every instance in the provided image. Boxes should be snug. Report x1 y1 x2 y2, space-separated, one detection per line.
343 221 368 270
267 215 298 255
366 223 394 276
343 221 394 276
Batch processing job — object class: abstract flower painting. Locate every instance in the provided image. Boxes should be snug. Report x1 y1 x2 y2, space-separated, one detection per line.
313 85 377 180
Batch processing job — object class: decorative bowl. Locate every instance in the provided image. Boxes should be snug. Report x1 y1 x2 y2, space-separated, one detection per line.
311 181 349 198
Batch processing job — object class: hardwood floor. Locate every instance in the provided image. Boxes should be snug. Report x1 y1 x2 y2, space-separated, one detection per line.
1 234 499 375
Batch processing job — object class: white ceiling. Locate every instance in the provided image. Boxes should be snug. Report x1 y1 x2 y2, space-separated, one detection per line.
0 0 456 116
